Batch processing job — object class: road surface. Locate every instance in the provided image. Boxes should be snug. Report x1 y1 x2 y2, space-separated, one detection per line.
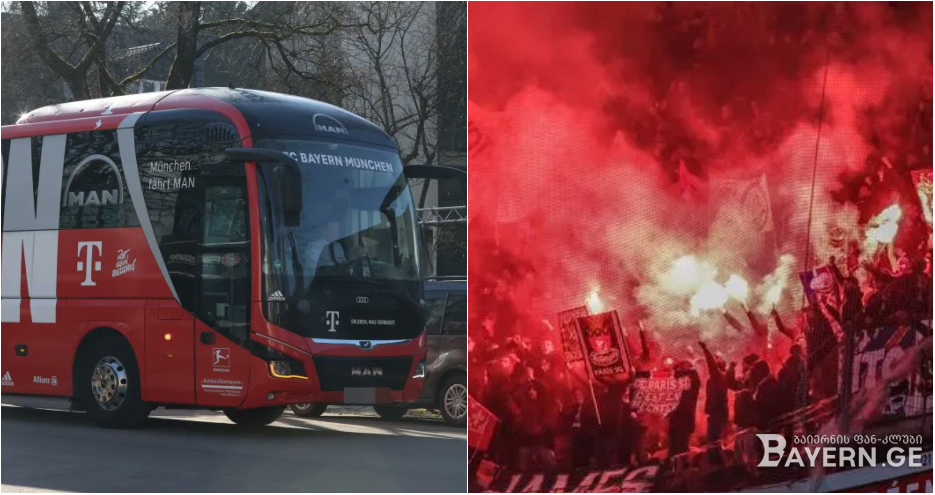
1 404 465 492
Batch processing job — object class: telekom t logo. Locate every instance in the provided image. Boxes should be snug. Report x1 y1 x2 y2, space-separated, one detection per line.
325 311 340 332
77 242 103 286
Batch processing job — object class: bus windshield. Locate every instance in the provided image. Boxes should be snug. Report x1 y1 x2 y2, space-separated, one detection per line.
256 139 423 339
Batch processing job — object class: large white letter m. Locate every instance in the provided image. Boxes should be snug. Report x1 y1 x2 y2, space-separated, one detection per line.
1 135 66 323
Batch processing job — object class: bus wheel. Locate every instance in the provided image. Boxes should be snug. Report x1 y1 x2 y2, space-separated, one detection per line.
290 403 327 418
224 406 285 427
439 375 467 427
373 405 409 420
78 336 151 429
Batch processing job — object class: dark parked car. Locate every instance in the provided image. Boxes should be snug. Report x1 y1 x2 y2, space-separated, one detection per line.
416 278 467 425
290 279 467 426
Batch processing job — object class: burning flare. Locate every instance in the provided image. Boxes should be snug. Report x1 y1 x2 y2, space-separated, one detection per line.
585 289 606 314
690 280 729 315
664 255 716 295
724 274 749 304
864 203 902 249
755 254 796 314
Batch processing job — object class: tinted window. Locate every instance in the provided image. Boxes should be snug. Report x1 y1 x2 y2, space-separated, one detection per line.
198 181 250 344
1 139 7 228
134 112 249 345
59 131 139 229
424 290 448 336
443 293 466 335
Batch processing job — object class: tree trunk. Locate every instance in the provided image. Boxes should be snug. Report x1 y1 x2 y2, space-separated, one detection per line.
165 2 201 90
65 72 92 101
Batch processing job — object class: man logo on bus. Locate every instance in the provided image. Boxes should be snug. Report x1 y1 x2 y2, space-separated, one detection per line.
62 155 125 208
313 114 348 135
77 241 103 287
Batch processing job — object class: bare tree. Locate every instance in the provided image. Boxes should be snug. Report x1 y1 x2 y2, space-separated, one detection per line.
342 2 440 166
10 1 361 96
160 2 359 90
210 2 358 103
17 1 127 100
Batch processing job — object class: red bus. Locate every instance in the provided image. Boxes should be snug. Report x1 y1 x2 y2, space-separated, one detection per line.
1 88 447 428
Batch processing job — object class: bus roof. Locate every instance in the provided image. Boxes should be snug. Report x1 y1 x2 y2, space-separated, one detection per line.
12 88 395 149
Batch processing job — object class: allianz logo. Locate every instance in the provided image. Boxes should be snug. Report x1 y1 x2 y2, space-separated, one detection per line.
33 375 58 386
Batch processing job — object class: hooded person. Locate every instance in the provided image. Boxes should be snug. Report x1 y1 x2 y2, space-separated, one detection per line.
777 344 808 412
733 354 762 429
667 360 701 457
750 360 782 430
699 341 731 443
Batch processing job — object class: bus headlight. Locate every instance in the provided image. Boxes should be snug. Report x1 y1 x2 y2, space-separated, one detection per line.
412 360 426 379
269 360 308 379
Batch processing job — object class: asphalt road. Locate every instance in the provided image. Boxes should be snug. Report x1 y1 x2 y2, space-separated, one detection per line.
1 404 466 492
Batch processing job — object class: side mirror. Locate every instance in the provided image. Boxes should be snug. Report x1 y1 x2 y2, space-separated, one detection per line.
403 165 466 194
226 148 304 226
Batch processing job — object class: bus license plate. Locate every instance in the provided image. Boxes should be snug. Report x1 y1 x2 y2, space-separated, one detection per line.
344 387 376 404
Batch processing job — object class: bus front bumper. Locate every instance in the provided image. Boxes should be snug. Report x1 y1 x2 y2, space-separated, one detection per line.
239 349 427 409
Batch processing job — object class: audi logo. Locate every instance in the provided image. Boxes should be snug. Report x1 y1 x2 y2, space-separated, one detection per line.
356 296 369 304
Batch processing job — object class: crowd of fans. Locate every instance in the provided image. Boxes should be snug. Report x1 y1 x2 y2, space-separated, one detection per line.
469 229 932 475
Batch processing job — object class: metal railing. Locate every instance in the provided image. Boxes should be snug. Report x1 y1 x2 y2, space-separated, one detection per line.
417 205 466 226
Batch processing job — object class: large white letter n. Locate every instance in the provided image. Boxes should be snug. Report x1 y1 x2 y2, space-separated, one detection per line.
1 135 66 323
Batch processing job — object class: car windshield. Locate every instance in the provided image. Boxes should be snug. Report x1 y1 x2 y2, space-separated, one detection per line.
256 139 423 339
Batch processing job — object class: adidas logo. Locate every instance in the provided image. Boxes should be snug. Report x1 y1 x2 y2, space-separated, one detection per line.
2 371 13 387
268 290 286 302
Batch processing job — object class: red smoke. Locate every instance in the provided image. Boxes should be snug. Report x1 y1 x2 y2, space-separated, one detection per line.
468 2 932 365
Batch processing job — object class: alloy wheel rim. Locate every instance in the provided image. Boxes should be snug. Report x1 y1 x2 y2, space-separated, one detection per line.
444 383 467 419
91 356 128 411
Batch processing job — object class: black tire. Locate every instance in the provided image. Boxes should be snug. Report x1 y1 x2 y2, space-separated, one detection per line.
290 403 328 417
438 374 467 427
224 406 285 427
76 336 151 429
373 405 409 420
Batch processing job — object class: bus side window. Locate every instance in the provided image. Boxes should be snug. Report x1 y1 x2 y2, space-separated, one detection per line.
59 131 139 230
1 139 8 228
134 114 246 345
198 182 250 345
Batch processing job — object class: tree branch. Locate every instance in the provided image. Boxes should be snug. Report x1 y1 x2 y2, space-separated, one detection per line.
118 42 178 87
20 1 78 77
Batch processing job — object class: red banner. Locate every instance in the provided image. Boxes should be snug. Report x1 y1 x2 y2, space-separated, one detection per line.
575 311 631 378
468 395 500 452
557 306 589 363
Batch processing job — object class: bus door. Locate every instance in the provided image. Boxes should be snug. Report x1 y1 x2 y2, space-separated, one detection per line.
143 301 196 404
191 176 253 407
132 113 252 406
